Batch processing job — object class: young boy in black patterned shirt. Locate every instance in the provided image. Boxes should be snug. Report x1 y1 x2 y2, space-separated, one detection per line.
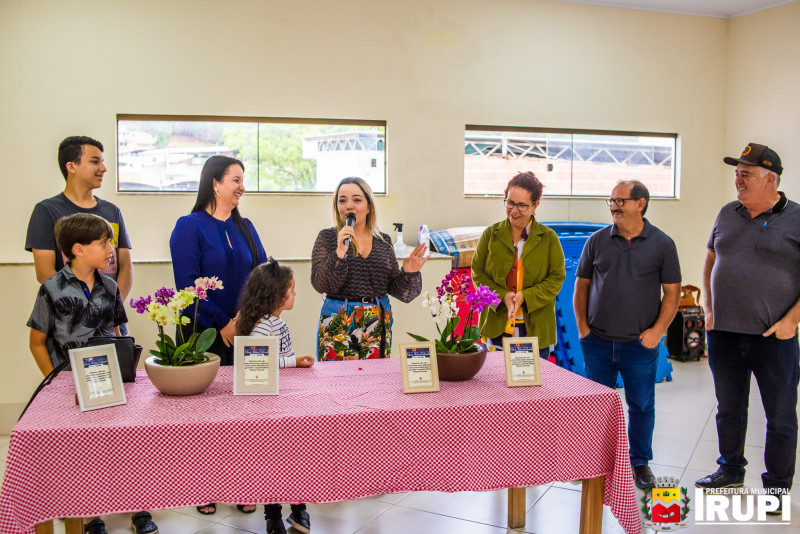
27 213 158 534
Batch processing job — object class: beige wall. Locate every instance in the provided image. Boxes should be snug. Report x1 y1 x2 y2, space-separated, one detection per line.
1 0 795 422
726 1 799 196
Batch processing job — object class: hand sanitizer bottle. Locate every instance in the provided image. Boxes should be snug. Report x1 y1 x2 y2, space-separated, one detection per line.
393 223 407 256
418 225 431 258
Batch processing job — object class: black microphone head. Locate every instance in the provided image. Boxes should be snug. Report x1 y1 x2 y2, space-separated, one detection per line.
345 213 356 227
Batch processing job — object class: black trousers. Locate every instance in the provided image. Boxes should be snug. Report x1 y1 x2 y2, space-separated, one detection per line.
265 503 306 518
708 330 800 489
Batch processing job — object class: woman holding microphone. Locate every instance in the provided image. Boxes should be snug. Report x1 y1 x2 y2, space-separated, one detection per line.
311 177 426 360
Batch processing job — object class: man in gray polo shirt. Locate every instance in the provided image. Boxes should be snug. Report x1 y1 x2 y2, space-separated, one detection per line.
574 180 681 489
696 143 800 512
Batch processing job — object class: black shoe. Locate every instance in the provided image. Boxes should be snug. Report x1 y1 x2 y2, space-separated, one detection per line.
267 516 287 534
633 465 656 490
131 511 159 534
766 500 783 516
764 489 789 516
287 509 311 533
84 519 107 534
695 469 744 489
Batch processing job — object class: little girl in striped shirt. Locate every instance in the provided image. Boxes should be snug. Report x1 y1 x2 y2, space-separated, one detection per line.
237 257 314 533
237 258 314 369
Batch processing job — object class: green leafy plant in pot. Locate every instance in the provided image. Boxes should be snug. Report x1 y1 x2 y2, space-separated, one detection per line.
130 277 223 365
130 277 224 395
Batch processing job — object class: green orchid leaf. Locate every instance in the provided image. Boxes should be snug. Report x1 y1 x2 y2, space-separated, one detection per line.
195 328 216 354
463 325 481 340
441 319 456 341
180 332 197 351
163 334 177 349
456 340 478 352
406 333 430 342
173 342 190 363
435 339 453 353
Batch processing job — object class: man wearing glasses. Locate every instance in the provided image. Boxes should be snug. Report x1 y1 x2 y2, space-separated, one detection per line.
573 180 681 490
695 144 800 514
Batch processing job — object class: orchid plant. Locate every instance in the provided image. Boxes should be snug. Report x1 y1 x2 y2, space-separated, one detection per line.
129 277 223 366
408 269 500 354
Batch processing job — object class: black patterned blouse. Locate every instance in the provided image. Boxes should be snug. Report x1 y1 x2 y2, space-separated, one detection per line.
311 228 422 303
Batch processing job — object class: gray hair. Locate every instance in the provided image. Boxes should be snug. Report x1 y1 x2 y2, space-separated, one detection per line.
758 166 781 188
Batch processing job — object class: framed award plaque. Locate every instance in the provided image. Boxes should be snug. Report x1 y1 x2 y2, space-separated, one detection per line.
399 341 440 393
503 337 542 387
69 344 127 411
234 336 279 395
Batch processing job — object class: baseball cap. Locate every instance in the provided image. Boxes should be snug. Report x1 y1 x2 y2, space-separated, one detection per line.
724 143 783 175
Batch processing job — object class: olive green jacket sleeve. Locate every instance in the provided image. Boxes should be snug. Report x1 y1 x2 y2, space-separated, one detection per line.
471 219 566 347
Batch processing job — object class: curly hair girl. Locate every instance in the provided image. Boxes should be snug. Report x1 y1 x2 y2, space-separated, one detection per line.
237 258 294 336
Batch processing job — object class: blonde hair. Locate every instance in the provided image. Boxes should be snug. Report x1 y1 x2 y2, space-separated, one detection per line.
332 177 384 255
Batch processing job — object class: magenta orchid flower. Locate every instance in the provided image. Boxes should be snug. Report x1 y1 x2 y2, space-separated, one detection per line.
409 268 499 354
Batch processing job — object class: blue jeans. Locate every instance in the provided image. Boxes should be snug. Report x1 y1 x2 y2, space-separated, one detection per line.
580 332 658 467
707 330 800 490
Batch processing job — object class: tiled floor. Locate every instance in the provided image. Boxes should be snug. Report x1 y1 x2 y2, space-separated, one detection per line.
2 358 798 533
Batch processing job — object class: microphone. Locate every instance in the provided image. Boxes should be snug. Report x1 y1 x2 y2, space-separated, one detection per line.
344 213 356 248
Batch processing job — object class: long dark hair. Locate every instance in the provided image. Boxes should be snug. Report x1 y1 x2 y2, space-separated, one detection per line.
192 155 260 269
237 259 294 336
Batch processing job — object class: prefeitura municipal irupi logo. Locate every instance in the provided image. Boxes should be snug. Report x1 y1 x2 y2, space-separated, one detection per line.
641 476 691 531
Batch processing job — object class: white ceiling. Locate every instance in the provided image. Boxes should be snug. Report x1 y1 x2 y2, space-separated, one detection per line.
553 0 795 18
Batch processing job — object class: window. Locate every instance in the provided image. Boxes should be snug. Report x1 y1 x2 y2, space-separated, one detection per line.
464 126 677 198
117 115 386 193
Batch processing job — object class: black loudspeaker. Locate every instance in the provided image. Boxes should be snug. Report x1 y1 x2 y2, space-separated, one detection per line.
667 306 705 362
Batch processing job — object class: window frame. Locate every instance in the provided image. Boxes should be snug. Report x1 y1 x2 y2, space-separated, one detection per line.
464 124 679 200
116 114 388 196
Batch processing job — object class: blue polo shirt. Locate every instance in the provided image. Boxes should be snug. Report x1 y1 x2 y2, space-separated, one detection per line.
708 192 800 335
576 219 682 342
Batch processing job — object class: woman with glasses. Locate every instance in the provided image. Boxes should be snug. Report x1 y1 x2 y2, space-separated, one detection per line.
471 172 566 357
311 177 427 360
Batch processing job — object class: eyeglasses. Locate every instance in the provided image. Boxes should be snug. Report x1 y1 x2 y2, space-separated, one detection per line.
504 199 531 212
605 198 634 208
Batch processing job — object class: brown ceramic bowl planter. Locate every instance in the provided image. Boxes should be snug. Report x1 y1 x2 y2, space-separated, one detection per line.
436 346 488 381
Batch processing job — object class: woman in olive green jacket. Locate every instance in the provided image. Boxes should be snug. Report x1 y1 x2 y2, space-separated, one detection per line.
471 172 566 355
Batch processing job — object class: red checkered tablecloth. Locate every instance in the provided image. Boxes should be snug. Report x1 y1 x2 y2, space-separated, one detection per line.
0 354 640 534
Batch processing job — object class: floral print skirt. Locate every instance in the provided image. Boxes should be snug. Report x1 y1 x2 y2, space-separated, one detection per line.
317 295 393 360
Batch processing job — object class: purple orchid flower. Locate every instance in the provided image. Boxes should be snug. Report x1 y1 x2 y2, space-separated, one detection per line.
129 295 152 314
154 287 175 306
465 284 501 314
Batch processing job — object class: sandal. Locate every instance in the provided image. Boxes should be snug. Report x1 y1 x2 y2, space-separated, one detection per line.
196 504 216 515
236 504 257 514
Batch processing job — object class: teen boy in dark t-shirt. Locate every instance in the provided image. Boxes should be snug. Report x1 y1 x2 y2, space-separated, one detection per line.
25 136 133 299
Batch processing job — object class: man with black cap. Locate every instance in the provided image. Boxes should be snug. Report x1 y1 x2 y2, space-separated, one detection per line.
696 143 800 513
